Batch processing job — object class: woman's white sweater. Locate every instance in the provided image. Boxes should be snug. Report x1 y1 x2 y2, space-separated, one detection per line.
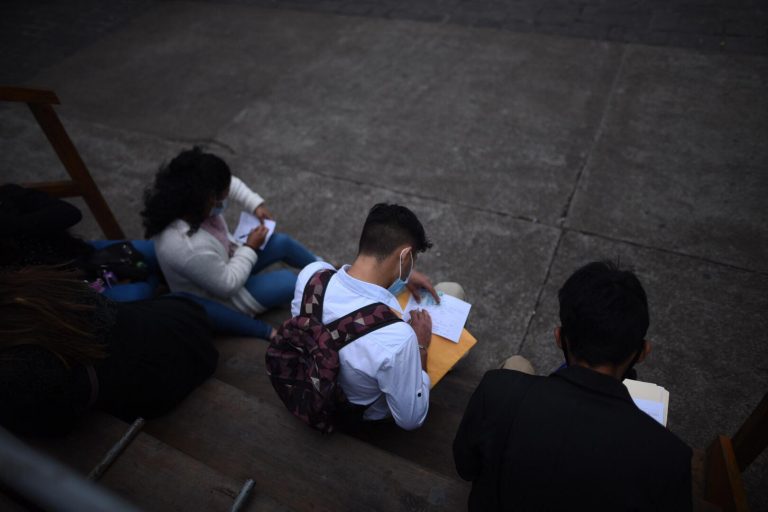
153 176 266 315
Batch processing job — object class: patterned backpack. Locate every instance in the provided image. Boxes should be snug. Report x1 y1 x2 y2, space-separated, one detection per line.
265 269 401 433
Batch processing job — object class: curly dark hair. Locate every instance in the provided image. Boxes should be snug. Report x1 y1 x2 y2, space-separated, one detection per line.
142 147 232 238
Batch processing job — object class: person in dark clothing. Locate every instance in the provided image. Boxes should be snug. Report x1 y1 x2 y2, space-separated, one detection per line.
0 267 218 435
0 183 160 302
0 183 93 269
453 261 692 511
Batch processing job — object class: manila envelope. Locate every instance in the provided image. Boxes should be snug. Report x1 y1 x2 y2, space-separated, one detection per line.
397 291 477 387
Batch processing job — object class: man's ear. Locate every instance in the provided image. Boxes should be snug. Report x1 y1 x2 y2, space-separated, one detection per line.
637 340 652 364
555 327 563 350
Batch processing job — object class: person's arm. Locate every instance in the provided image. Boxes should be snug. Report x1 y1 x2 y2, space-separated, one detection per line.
377 326 431 431
406 270 440 304
453 373 491 481
179 244 258 299
228 176 265 213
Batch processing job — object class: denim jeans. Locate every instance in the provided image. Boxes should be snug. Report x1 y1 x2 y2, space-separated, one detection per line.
173 292 273 340
243 232 318 309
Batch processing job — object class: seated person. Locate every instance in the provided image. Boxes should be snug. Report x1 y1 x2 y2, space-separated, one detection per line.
0 267 218 435
453 261 692 511
143 147 320 339
0 183 159 302
291 203 464 431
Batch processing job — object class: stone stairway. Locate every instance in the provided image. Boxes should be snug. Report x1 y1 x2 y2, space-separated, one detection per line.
10 336 472 511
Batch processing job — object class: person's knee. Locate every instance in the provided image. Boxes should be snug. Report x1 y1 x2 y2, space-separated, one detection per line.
435 282 465 301
273 269 298 294
251 270 297 308
266 232 291 252
500 355 535 375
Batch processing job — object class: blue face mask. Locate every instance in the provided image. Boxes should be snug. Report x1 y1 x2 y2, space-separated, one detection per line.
210 198 228 217
387 248 413 296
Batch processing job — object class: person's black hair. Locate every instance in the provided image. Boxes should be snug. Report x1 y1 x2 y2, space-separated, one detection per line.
558 260 649 366
141 147 232 238
357 203 432 259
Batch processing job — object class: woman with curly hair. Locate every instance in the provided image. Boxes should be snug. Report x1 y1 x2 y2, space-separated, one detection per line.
142 147 320 339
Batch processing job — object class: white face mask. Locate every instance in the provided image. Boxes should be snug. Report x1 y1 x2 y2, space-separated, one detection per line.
387 248 413 296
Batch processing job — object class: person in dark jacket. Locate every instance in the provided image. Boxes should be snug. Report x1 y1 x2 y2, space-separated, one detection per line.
453 261 692 511
0 183 160 301
0 267 218 435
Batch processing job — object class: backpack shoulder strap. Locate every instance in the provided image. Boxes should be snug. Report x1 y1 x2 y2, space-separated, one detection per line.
325 302 402 349
300 269 336 320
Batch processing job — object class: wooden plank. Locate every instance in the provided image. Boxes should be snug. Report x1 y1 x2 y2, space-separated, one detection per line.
144 378 470 512
731 392 768 472
25 413 292 512
0 86 59 105
23 180 82 198
214 337 466 479
704 435 750 512
26 103 125 240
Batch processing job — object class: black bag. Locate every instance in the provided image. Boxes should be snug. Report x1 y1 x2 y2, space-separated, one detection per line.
83 242 150 282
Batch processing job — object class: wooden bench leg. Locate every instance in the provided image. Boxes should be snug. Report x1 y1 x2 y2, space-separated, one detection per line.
27 102 125 240
705 435 750 512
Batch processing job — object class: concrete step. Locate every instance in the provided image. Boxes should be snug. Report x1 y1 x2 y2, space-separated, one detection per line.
213 336 471 480
21 412 292 512
144 376 470 512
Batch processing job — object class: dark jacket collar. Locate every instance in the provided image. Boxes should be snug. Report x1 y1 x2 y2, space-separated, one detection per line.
551 365 634 403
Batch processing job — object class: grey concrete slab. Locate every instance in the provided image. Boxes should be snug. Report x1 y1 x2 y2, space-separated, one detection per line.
24 2 355 141
26 0 625 225
568 45 768 272
0 103 189 240
216 19 624 224
520 230 768 507
222 151 561 382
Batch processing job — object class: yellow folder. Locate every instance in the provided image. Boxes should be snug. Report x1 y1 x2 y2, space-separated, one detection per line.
397 291 478 387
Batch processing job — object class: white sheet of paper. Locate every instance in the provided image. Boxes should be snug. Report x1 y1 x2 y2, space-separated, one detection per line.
403 291 472 343
233 211 276 250
631 398 666 426
625 378 669 426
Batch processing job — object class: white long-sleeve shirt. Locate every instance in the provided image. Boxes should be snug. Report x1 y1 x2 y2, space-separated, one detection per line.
154 176 266 315
291 262 431 430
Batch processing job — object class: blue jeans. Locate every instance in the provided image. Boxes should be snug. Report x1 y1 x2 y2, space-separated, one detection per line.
173 293 273 340
89 239 160 302
244 232 318 309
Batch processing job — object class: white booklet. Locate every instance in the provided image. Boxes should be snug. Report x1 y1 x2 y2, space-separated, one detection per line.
232 211 276 250
402 290 472 343
624 378 670 426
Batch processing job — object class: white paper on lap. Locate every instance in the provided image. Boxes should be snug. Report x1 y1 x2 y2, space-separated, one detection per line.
403 291 472 343
233 211 276 250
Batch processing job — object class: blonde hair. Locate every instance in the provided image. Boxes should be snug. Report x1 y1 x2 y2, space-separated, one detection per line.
0 267 107 366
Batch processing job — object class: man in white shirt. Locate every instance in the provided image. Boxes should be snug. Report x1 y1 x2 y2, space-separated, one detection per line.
291 203 463 430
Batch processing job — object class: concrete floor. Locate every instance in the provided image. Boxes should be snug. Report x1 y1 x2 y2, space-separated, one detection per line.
1 1 767 506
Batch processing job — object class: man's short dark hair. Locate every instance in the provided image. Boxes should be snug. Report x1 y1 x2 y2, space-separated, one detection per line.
558 260 649 366
357 203 432 260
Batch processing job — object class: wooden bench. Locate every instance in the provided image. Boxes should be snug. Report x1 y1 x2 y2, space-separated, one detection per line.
0 86 124 239
693 392 767 511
